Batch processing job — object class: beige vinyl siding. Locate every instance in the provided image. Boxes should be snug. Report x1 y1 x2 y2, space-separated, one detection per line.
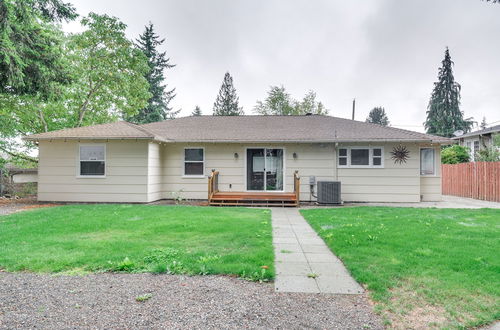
37 140 149 202
420 146 442 201
147 142 162 202
160 143 335 200
37 140 443 203
285 143 335 201
337 143 421 202
161 143 245 200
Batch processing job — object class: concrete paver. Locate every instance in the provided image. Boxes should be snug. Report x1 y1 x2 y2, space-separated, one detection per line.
272 208 364 294
275 275 320 293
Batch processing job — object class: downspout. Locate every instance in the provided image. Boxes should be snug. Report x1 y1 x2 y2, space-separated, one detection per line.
334 142 339 181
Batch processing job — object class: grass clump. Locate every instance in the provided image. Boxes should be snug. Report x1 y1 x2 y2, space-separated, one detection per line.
135 294 153 302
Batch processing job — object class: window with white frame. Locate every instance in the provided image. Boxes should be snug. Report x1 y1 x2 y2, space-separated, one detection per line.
420 148 435 175
473 140 480 156
79 145 105 176
466 141 474 161
184 148 204 176
337 147 384 168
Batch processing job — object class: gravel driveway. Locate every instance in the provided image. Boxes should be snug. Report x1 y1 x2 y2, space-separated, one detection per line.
0 273 382 329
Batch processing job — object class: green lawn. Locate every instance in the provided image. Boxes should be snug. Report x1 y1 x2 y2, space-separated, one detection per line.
301 207 500 329
0 205 274 281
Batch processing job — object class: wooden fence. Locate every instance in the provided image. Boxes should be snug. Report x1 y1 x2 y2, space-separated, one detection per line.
442 162 500 202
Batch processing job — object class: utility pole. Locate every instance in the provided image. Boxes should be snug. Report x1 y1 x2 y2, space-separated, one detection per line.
351 98 356 120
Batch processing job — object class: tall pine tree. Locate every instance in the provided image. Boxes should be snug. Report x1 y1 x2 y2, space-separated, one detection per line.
480 117 487 130
127 23 177 124
213 72 243 116
424 48 474 137
366 107 390 126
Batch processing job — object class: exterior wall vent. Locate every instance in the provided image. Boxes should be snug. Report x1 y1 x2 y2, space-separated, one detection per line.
317 181 341 204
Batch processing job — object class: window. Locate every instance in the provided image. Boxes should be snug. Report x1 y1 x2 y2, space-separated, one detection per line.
373 148 382 166
184 148 204 176
466 141 474 161
351 149 369 165
420 148 435 175
79 145 105 176
338 147 384 168
473 140 480 155
338 148 348 166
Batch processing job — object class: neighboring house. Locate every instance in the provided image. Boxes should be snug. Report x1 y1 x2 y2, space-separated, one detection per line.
5 166 38 184
0 166 38 197
24 115 451 204
452 125 500 161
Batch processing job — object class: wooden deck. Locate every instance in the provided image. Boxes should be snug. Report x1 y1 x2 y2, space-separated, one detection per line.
209 191 298 207
208 170 300 207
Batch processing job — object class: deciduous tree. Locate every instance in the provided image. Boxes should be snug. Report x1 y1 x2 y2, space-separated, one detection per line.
254 86 328 115
0 13 151 163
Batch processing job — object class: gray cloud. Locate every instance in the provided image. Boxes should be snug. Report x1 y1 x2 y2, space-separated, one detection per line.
65 0 500 131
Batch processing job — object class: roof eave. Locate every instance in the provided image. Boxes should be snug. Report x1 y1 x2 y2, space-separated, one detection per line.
23 136 156 142
156 138 453 144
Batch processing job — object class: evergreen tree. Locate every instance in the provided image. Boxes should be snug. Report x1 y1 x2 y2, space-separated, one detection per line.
213 72 243 116
0 0 77 97
192 105 202 116
127 23 177 124
366 107 390 126
424 48 474 137
480 117 487 130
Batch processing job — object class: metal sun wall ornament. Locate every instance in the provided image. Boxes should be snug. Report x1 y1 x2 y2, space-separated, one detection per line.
391 145 410 164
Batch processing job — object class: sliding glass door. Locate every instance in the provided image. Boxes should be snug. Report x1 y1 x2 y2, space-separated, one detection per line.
246 148 284 191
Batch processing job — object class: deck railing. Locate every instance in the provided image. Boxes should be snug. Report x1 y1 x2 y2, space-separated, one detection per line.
208 170 219 200
294 170 300 205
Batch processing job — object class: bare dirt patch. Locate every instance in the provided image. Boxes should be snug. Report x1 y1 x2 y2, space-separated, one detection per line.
0 197 59 215
381 282 449 329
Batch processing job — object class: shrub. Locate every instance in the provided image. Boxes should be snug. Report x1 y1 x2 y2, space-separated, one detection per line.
475 134 500 162
441 145 470 164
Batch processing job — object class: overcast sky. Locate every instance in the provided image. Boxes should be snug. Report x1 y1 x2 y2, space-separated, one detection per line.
64 0 500 132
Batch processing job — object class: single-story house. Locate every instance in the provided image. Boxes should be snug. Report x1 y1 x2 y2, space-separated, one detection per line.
452 125 500 161
24 115 451 205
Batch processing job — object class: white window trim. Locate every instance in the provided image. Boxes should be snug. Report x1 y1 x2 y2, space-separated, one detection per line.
77 143 106 178
337 146 384 168
183 147 205 178
419 147 436 176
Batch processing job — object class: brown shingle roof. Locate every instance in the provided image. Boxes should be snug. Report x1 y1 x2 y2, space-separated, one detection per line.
24 121 156 141
24 115 452 144
142 115 451 143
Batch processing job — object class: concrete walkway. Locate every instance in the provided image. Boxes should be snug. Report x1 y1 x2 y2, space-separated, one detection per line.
340 195 500 209
271 208 363 294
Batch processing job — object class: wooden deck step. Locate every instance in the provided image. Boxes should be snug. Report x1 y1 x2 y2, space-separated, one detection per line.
209 191 298 207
